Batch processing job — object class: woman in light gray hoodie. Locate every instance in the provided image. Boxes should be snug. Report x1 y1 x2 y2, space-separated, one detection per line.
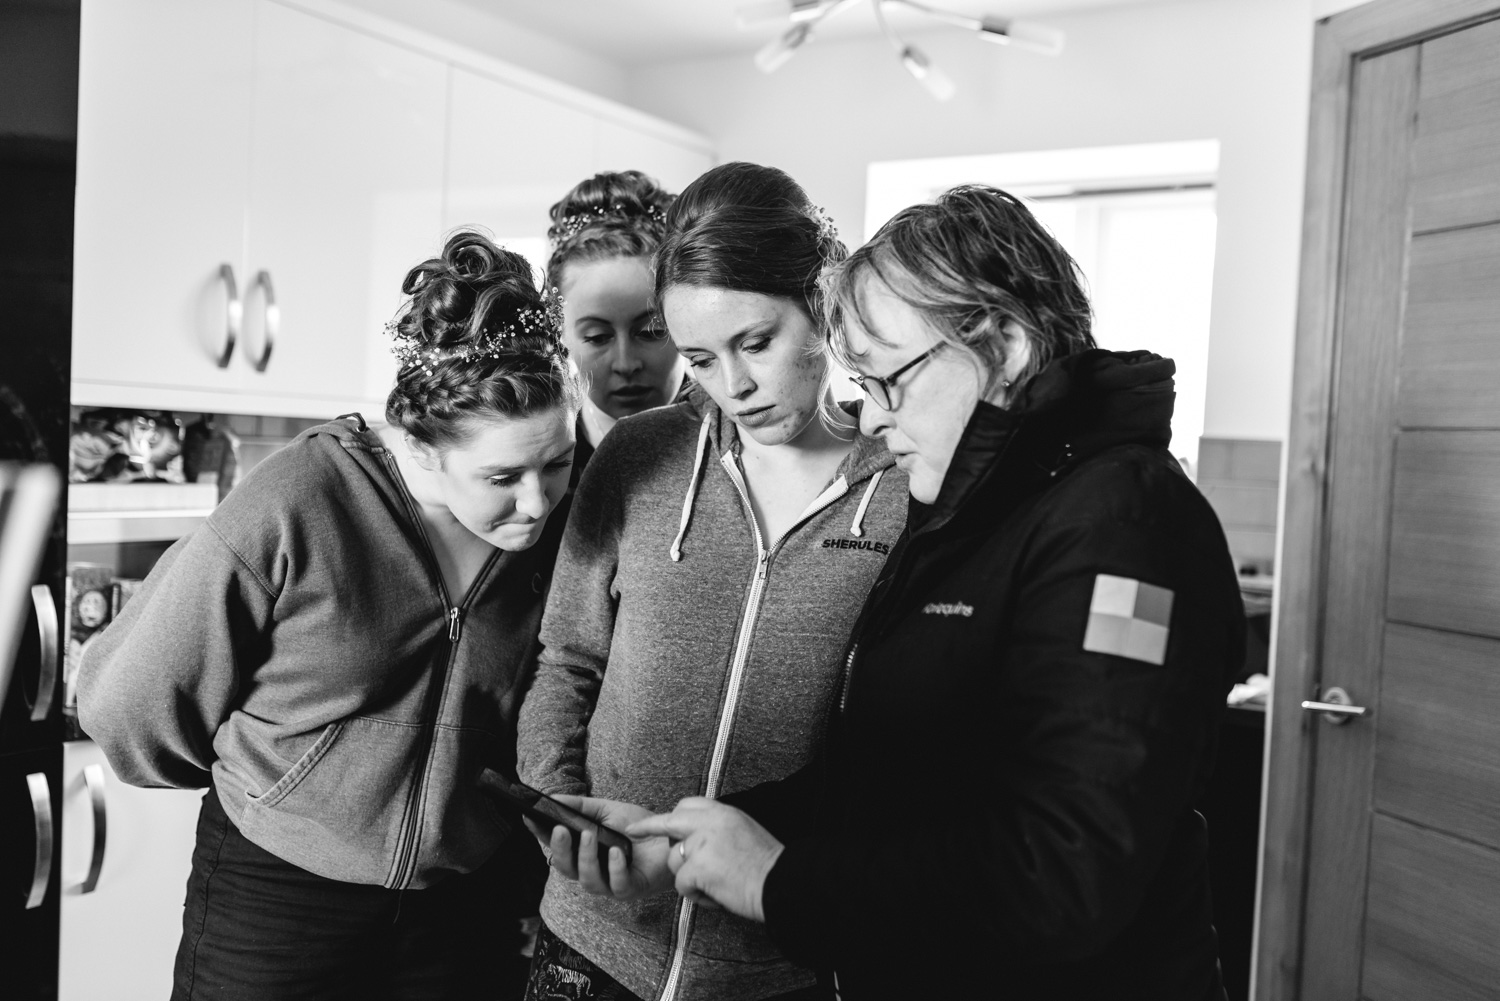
516 163 907 1001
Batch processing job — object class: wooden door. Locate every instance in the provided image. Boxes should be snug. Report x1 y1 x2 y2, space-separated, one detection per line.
1259 2 1500 998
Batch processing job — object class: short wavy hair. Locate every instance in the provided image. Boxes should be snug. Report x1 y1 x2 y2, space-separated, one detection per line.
823 185 1094 395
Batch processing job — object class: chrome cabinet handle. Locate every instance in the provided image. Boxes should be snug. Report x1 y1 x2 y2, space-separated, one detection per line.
250 269 277 372
1301 686 1367 724
217 263 241 369
79 763 107 894
26 771 54 909
27 584 57 722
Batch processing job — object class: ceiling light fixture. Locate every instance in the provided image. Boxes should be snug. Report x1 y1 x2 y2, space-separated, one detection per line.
738 0 1064 99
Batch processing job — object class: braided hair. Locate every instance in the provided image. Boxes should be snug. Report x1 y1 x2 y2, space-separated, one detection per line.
545 170 675 291
385 230 580 452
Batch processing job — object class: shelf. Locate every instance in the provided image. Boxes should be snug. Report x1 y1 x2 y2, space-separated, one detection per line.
67 509 211 545
67 482 217 544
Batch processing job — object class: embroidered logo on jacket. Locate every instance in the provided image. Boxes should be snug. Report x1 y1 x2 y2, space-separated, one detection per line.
1082 574 1174 665
822 538 892 555
923 602 974 617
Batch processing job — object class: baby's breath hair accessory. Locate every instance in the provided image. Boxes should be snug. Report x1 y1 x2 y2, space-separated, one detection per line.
811 205 840 244
550 202 670 246
386 289 567 375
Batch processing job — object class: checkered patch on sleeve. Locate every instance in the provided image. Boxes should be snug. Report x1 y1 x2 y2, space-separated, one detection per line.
1082 574 1174 666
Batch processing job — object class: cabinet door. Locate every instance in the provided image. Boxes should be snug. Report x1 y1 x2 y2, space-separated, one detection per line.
444 68 597 272
58 741 203 1001
0 746 62 1001
245 0 446 412
72 0 254 397
595 119 712 194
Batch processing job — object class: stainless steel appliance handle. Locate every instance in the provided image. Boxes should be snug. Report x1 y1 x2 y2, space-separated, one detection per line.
28 583 57 722
217 263 241 369
251 269 277 372
26 771 54 909
79 763 107 894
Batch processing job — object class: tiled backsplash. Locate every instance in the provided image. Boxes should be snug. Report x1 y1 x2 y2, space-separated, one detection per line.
1197 437 1282 575
221 414 333 479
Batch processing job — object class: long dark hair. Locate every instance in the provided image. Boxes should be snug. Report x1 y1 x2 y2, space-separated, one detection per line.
385 230 579 451
653 162 846 318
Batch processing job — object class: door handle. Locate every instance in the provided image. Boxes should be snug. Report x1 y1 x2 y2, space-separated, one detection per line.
77 763 108 894
28 583 57 722
217 263 241 369
250 269 277 372
26 771 54 909
1301 686 1367 724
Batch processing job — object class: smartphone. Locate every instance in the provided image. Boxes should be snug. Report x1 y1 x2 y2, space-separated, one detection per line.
477 768 633 870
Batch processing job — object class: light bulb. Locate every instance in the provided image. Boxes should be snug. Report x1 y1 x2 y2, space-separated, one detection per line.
978 16 1065 56
900 45 956 101
756 23 813 73
736 0 830 30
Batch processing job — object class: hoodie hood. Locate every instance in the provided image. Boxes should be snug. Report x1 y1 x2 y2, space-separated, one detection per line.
668 382 898 560
916 349 1177 535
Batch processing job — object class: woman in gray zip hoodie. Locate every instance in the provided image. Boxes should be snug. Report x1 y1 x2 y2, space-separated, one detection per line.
517 163 908 1001
79 233 579 1000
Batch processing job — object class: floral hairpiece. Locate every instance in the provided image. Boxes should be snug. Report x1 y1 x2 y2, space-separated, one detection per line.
551 202 670 245
386 289 566 376
812 205 840 245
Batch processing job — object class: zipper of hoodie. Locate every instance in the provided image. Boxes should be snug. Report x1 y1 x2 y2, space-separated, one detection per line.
656 456 851 1001
382 452 496 888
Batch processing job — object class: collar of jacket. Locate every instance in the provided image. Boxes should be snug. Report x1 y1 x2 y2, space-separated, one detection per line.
679 380 897 486
911 348 1177 536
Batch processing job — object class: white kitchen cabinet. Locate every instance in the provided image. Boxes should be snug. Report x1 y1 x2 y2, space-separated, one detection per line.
72 0 256 402
73 0 445 420
595 118 713 195
248 1 445 407
58 741 203 1001
73 0 713 420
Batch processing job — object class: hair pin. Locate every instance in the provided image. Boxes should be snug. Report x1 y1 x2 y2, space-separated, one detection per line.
385 289 567 374
549 202 669 246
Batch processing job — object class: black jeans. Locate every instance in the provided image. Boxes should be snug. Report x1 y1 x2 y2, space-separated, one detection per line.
173 788 543 1001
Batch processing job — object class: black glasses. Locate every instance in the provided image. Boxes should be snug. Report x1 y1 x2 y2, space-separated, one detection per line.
849 343 946 411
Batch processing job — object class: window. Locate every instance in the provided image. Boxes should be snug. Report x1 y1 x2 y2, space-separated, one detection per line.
865 141 1219 471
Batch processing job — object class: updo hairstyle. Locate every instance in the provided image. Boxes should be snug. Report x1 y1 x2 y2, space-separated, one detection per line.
386 230 580 451
545 170 676 290
823 185 1093 395
653 161 847 319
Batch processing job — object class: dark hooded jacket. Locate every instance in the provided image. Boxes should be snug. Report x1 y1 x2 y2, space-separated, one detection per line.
750 350 1242 999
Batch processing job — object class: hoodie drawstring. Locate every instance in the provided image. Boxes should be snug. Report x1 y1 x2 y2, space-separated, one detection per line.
669 413 714 562
849 467 885 537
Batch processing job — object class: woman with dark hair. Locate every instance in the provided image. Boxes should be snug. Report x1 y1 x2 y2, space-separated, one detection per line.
545 170 687 477
514 162 908 1001
78 231 580 1000
627 185 1245 1000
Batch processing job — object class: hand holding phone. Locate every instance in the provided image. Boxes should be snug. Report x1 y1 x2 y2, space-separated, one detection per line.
477 768 633 871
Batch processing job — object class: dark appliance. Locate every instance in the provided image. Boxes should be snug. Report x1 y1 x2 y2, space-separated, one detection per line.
1 1 81 997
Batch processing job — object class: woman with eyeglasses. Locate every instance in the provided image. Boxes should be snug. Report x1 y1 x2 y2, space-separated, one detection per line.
597 186 1245 1000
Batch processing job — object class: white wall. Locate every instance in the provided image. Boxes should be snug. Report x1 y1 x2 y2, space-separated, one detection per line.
625 0 1316 444
338 0 627 98
1312 0 1374 17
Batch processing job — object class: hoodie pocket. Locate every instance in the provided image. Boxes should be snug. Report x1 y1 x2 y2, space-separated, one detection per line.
250 720 347 809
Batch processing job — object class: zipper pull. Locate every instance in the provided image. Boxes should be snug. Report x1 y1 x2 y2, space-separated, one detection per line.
448 607 461 643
